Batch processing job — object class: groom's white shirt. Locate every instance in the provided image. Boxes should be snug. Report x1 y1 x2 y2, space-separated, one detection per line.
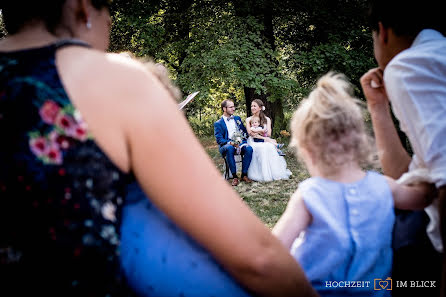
222 115 236 143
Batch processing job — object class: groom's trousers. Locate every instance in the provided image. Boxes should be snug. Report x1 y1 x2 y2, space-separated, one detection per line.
219 144 253 177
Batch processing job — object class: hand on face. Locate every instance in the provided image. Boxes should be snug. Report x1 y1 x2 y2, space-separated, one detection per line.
360 67 390 110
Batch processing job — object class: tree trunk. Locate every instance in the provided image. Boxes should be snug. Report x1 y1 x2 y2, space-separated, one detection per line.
244 87 283 134
244 87 255 118
236 0 286 136
262 0 285 136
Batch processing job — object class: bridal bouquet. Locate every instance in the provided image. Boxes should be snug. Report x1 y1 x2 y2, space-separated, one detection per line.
231 129 247 146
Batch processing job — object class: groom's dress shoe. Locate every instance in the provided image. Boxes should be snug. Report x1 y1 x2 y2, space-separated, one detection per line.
242 176 252 183
232 178 239 186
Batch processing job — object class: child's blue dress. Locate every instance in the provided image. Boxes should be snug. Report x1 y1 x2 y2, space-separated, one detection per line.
292 171 395 297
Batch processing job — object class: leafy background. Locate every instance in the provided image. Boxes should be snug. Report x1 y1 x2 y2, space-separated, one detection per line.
108 0 376 137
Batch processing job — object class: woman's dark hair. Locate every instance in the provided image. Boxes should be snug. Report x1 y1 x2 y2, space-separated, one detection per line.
367 0 445 37
252 99 267 128
1 0 112 35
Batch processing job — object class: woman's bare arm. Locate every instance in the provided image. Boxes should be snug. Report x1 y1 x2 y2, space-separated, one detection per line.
266 117 272 137
63 52 317 297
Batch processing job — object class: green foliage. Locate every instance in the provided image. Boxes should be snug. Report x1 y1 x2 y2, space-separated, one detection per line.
188 113 219 137
109 0 164 56
273 0 375 106
109 0 376 127
292 31 375 97
178 12 272 107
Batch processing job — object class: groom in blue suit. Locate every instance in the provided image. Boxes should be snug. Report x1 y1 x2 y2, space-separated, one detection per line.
214 99 253 186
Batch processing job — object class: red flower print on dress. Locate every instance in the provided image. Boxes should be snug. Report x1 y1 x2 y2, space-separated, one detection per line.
72 122 88 141
55 113 76 133
39 100 61 124
55 113 89 141
49 131 70 149
29 134 63 165
30 102 90 165
46 143 63 165
29 136 49 157
70 110 89 141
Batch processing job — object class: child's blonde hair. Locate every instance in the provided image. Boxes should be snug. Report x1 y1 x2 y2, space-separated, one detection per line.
290 72 376 173
250 115 261 125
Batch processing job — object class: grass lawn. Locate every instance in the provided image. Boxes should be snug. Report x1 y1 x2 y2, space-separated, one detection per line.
200 136 310 229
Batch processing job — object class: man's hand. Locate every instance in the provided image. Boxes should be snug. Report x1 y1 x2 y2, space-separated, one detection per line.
360 67 412 178
230 141 239 148
360 68 390 111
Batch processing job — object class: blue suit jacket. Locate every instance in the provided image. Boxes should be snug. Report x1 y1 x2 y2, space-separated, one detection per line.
214 116 248 148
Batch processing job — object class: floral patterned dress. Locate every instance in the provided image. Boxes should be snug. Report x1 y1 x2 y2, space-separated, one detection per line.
0 40 134 296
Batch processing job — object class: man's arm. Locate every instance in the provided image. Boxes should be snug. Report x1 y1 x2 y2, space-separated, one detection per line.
385 176 436 210
236 116 248 135
214 122 230 146
360 68 412 178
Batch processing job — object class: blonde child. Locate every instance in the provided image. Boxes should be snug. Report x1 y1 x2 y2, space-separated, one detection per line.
249 115 285 156
272 72 436 296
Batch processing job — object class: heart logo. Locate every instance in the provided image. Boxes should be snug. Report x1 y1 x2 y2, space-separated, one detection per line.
379 281 388 289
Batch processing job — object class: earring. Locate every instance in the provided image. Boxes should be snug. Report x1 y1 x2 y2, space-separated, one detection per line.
86 20 92 30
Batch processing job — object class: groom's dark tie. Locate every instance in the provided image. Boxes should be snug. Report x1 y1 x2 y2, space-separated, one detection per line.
227 116 234 121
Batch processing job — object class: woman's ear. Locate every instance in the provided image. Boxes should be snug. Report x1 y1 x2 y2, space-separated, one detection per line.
72 0 91 26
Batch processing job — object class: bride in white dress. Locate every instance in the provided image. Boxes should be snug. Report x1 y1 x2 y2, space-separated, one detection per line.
246 99 292 182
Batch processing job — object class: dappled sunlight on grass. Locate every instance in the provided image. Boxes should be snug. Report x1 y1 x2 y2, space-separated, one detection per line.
200 135 310 228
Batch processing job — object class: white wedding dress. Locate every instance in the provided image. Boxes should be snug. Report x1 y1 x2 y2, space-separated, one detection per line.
247 137 292 182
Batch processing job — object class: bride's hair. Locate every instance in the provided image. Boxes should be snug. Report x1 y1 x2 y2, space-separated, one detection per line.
252 99 267 128
290 72 377 174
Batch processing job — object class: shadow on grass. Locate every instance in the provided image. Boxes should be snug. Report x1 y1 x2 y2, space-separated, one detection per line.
200 135 310 228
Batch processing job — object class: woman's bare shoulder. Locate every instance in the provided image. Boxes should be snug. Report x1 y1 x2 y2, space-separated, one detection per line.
83 50 151 85
56 48 174 172
59 47 147 78
57 48 165 104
